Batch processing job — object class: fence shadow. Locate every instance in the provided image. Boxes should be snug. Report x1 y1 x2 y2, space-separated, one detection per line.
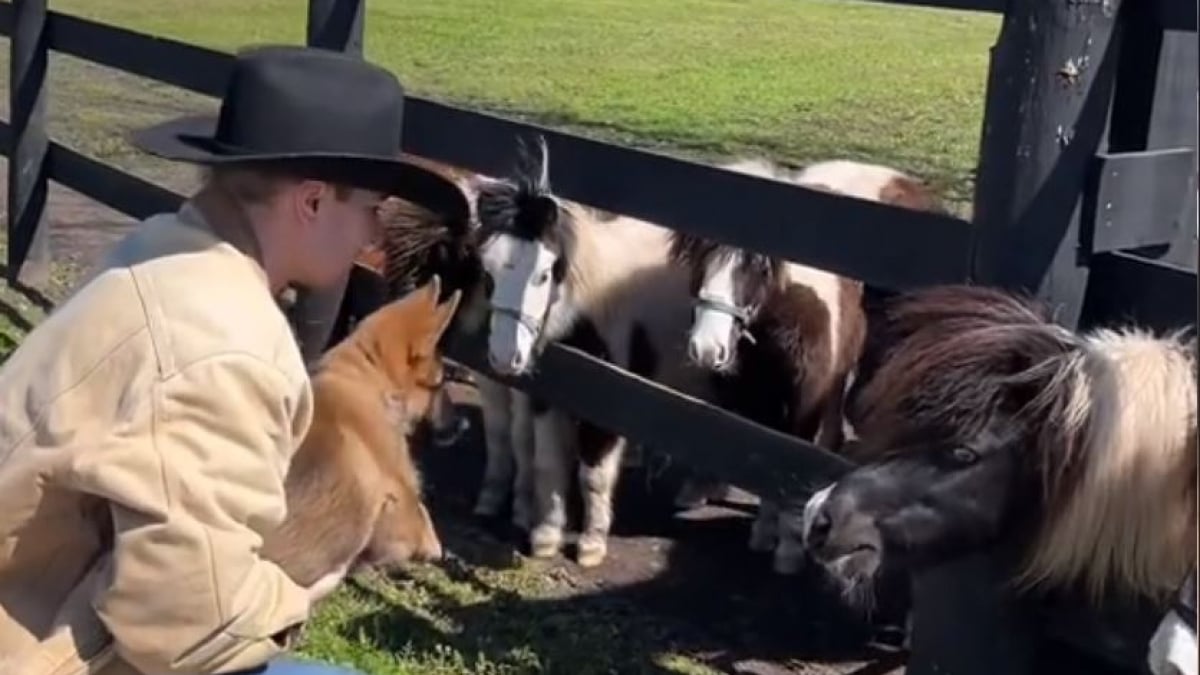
0 266 57 314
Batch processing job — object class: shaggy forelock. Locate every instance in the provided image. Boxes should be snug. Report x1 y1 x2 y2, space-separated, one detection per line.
850 285 1082 452
668 231 781 310
475 136 562 243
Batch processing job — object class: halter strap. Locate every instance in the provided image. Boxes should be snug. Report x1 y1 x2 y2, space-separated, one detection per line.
694 290 757 345
489 303 545 339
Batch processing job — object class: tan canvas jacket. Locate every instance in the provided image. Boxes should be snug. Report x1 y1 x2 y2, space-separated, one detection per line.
0 200 315 674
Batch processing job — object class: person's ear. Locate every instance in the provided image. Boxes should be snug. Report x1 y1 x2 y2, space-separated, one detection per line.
293 180 326 225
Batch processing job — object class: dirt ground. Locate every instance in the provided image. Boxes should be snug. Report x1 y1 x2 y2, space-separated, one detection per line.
417 382 912 675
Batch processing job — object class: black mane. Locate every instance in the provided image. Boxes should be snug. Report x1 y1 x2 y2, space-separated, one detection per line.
476 136 560 242
667 230 781 311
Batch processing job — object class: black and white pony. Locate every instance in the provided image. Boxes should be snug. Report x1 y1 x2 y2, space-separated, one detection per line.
668 158 946 573
471 138 716 567
800 285 1196 621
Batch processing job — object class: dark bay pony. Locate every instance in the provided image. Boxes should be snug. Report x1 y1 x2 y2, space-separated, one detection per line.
801 285 1197 615
327 153 486 448
473 137 717 567
668 158 945 573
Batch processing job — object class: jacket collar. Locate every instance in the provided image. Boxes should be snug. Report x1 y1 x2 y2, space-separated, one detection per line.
177 187 272 291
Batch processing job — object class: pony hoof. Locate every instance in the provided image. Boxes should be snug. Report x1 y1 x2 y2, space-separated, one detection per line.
576 536 607 568
529 526 562 559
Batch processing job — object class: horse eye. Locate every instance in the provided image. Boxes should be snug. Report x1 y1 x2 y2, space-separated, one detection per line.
533 269 551 286
949 447 979 465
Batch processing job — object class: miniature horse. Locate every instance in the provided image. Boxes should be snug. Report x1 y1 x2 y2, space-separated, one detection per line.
669 158 944 573
802 285 1196 615
473 137 716 567
261 278 461 601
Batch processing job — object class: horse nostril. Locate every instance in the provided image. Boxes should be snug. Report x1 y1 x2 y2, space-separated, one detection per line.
687 338 701 364
713 342 729 366
511 350 525 371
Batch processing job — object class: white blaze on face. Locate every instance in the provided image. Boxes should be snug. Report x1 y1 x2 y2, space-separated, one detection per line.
688 252 741 369
481 232 558 375
801 483 835 547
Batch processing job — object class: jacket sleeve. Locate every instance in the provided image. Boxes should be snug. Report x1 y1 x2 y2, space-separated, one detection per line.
86 352 313 674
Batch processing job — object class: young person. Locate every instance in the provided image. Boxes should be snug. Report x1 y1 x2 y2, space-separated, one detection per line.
0 45 470 675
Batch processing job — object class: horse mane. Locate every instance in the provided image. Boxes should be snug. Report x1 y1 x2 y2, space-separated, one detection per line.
375 156 482 301
475 137 678 331
848 284 1077 451
1017 324 1197 603
666 157 804 288
849 284 1198 603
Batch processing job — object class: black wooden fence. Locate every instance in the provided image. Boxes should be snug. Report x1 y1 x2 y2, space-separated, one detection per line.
0 0 1195 673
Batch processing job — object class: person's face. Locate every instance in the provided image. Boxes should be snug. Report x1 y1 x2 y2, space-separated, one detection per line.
290 180 384 288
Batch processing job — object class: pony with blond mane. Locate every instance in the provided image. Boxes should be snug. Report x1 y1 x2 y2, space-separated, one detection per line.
472 137 718 567
668 158 945 573
261 277 461 602
801 284 1197 614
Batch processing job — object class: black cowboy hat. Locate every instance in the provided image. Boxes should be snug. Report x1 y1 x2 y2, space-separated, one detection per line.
130 44 470 224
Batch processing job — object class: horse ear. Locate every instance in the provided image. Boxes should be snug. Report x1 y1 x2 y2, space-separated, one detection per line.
516 134 551 191
532 195 559 229
432 289 463 342
423 274 442 306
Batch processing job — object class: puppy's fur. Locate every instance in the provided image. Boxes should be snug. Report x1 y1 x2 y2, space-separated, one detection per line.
261 277 462 597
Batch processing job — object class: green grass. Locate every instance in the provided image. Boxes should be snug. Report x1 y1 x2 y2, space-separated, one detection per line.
3 1 1001 670
48 0 998 209
299 562 723 675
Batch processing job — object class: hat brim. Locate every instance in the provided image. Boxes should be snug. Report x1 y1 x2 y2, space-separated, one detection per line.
130 113 471 226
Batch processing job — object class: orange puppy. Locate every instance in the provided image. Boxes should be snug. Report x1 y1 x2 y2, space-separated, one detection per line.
261 276 462 600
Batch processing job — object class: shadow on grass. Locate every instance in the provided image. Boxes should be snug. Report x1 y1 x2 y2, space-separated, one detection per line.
0 266 57 314
329 392 911 675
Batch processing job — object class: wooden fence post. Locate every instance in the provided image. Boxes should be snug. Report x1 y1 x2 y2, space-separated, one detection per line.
288 0 367 366
6 0 51 287
1078 0 1198 328
906 1 1126 672
968 0 1125 327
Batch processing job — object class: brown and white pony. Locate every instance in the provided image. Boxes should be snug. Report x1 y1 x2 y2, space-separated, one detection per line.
668 158 944 573
801 285 1197 617
473 137 717 567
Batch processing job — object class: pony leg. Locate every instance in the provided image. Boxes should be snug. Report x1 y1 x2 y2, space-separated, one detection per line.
749 498 781 552
510 389 536 531
473 376 515 519
529 406 576 559
577 426 626 568
772 501 807 574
